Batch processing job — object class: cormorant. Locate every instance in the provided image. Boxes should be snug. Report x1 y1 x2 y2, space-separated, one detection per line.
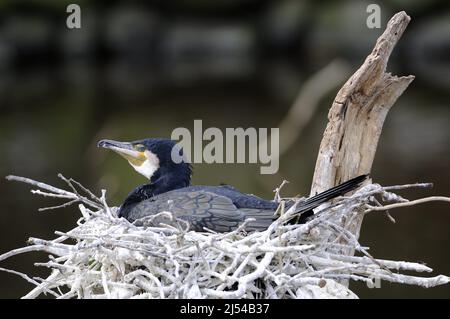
98 138 367 232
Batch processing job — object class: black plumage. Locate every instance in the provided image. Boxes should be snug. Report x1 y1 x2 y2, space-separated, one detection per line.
98 138 368 233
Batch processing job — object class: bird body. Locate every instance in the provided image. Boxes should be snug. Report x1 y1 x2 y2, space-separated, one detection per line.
98 138 367 233
120 185 279 232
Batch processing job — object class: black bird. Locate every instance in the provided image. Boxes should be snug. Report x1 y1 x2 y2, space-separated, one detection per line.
98 138 368 232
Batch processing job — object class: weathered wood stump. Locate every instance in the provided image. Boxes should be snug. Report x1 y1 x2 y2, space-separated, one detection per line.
310 12 415 268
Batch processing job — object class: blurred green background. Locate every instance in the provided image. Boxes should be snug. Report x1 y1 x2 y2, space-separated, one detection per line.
0 0 449 298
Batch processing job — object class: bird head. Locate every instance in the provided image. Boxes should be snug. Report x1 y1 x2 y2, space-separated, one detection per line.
97 138 190 183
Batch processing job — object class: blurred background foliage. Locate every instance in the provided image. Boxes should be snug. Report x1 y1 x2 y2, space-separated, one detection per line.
0 0 449 298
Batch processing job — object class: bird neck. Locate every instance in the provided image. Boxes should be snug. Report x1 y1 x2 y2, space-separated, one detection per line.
118 162 191 218
149 163 191 195
118 183 155 218
126 164 190 200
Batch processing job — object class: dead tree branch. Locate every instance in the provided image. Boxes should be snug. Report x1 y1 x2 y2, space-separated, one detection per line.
310 11 415 259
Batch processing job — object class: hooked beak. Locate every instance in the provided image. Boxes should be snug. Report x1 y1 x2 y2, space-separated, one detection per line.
98 139 146 166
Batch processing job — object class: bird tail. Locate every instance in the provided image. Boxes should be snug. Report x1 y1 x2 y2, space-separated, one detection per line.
294 174 369 221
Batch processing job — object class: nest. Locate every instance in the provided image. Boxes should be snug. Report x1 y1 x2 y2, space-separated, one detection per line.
1 174 449 299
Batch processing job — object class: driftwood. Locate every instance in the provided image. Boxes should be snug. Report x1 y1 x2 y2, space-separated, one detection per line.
310 12 415 260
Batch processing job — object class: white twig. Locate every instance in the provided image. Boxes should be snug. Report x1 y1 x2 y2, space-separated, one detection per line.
366 196 450 212
1 175 449 299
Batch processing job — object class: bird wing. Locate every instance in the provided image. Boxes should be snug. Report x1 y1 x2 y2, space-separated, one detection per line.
125 190 275 233
123 174 368 232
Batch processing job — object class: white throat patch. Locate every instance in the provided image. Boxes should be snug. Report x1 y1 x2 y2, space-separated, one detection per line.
130 150 160 179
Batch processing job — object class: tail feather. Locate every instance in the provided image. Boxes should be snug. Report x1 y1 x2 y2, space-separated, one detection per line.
294 174 369 217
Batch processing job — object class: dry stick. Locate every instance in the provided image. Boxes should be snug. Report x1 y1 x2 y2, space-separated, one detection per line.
6 175 103 210
273 180 289 202
6 175 74 197
22 270 62 299
371 197 396 223
367 196 450 212
383 183 433 191
38 199 79 212
310 12 414 267
0 245 67 262
58 173 103 209
2 174 449 298
0 267 61 298
69 178 102 202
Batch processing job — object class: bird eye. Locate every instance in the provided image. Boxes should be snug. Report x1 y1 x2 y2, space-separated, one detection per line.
134 144 146 152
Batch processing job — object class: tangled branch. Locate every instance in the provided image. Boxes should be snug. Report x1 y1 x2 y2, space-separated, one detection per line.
1 175 449 299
